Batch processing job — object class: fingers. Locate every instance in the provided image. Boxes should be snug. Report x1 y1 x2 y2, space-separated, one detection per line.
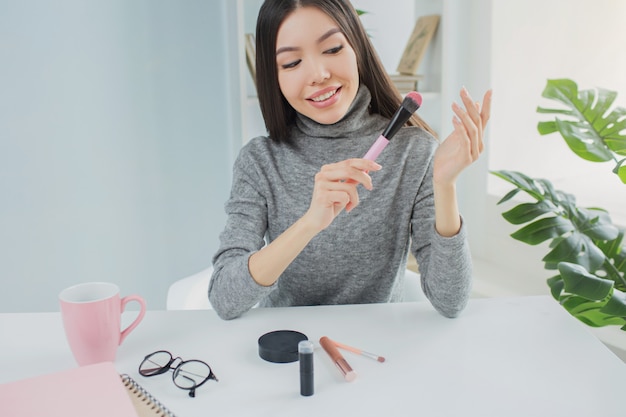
480 89 493 128
319 159 381 190
326 190 354 212
314 171 360 211
452 87 492 161
452 99 480 161
473 101 484 154
459 87 482 130
314 158 381 213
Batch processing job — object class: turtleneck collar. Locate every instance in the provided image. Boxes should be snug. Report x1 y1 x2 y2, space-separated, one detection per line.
293 84 384 140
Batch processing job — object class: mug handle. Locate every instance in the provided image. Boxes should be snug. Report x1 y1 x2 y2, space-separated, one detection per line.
119 295 147 345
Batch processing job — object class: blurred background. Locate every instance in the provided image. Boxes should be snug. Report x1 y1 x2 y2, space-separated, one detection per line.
1 0 624 312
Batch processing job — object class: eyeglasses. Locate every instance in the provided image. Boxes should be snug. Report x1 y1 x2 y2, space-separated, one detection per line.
138 350 218 397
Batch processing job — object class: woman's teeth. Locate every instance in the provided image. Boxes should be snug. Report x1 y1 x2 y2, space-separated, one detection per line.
311 89 337 102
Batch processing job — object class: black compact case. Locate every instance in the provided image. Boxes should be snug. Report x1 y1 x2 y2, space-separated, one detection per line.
257 330 308 363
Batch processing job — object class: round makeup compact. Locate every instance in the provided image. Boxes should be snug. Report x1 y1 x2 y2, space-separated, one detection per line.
258 330 308 363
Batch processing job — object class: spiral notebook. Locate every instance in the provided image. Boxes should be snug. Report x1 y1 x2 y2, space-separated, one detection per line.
121 374 176 417
0 362 175 417
1 362 139 417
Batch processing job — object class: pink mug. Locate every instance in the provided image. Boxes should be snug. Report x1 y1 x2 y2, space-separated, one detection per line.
59 282 146 366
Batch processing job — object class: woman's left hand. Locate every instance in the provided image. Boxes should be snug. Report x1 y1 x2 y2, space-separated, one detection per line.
433 87 492 185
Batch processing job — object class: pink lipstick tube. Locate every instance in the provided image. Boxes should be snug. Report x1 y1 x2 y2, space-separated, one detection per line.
319 336 356 382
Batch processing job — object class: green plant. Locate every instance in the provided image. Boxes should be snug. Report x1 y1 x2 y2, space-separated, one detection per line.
537 79 626 183
492 79 626 329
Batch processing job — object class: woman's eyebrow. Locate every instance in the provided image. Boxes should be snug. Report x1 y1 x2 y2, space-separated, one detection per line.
276 28 342 56
317 27 341 44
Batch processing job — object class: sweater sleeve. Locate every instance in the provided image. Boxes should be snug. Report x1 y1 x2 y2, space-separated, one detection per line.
410 161 472 318
208 146 277 319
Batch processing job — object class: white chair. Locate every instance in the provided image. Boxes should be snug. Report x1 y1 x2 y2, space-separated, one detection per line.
166 266 214 310
166 266 425 310
403 268 426 302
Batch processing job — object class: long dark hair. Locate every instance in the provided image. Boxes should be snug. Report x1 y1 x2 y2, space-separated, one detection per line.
255 0 435 143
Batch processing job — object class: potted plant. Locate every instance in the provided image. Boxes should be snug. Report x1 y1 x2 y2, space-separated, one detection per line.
492 79 626 330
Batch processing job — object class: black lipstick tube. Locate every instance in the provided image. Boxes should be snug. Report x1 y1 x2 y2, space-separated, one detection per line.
298 340 314 396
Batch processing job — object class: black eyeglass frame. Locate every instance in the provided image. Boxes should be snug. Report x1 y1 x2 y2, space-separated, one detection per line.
138 350 218 398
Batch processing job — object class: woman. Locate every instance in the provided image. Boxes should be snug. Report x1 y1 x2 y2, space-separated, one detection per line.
209 0 492 320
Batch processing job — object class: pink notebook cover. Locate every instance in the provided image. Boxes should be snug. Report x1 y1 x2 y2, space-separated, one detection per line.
0 361 138 417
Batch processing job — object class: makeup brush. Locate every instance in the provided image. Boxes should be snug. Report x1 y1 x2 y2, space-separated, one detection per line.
333 340 386 363
363 91 423 161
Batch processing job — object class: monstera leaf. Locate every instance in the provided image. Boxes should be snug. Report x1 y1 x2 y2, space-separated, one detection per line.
554 262 626 328
492 170 626 329
493 170 619 272
536 79 626 183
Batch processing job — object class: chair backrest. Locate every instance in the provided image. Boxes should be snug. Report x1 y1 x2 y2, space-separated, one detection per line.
403 269 425 302
166 266 213 310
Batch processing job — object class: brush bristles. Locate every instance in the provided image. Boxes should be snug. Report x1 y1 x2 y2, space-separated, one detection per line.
402 91 423 113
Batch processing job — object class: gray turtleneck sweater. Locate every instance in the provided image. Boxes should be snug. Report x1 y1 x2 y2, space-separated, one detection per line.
209 86 472 320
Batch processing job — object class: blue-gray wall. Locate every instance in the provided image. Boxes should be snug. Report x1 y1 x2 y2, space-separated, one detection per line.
0 0 234 312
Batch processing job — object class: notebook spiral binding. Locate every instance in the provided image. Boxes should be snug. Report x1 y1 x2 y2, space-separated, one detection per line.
120 374 176 417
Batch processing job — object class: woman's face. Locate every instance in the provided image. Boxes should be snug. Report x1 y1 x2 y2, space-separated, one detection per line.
275 6 359 125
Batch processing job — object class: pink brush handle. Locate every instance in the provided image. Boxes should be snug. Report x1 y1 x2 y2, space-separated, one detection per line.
363 135 389 161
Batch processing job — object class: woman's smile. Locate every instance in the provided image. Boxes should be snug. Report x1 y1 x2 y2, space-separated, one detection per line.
307 86 342 108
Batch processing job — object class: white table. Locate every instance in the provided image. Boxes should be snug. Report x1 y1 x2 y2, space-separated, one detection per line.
1 296 624 416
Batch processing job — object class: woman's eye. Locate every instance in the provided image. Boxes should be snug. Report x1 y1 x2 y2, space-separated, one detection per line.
325 45 344 54
281 59 301 69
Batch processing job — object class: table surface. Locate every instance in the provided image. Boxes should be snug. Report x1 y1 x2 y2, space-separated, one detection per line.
1 296 624 417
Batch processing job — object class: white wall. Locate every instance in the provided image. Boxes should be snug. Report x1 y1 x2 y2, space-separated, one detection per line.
488 0 626 225
478 0 626 296
0 0 235 312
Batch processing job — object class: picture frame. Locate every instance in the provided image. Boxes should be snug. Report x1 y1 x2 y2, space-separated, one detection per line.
396 15 441 75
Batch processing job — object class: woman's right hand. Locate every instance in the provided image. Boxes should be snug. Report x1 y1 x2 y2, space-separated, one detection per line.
304 158 382 232
247 158 380 288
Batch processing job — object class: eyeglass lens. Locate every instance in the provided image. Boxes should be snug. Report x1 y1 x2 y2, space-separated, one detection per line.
139 350 216 397
173 360 212 390
139 350 173 376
